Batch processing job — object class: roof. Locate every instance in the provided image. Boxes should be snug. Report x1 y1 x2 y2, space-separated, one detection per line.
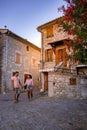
37 17 62 32
0 29 41 51
48 39 72 47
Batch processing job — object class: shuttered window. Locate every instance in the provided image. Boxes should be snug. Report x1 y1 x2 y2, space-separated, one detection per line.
46 26 53 38
32 58 36 67
55 49 59 64
45 49 53 62
56 48 67 66
16 53 21 64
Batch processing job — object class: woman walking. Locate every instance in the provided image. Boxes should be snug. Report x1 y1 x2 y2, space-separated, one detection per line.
24 74 33 101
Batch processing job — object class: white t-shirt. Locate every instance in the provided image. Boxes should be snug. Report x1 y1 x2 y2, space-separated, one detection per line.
11 76 21 88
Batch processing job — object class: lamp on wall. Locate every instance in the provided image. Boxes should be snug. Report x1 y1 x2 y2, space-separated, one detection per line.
48 43 56 54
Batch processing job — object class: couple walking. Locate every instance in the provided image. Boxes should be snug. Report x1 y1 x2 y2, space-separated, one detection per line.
11 71 33 103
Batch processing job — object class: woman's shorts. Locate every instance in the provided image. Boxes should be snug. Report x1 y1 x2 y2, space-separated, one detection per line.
27 85 32 90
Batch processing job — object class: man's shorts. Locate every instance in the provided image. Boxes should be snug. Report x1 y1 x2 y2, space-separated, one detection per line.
14 88 21 94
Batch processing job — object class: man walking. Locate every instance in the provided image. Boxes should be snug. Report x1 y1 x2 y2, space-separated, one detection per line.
11 71 22 103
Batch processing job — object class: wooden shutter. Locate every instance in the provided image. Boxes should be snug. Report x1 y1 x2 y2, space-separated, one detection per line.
55 50 60 65
45 50 48 62
50 49 53 61
45 49 53 62
46 26 53 38
16 53 20 64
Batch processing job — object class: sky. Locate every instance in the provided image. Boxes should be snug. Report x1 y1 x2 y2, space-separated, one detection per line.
0 0 66 48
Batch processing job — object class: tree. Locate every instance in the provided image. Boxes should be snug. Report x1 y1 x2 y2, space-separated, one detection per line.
58 0 87 64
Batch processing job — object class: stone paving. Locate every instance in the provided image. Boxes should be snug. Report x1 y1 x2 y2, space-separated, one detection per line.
0 90 87 130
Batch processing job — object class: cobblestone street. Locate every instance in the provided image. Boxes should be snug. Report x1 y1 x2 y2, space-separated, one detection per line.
0 90 87 130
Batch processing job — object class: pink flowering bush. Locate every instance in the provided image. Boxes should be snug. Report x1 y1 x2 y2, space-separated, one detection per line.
58 0 87 64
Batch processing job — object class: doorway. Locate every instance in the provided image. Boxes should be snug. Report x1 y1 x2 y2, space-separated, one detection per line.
44 72 48 91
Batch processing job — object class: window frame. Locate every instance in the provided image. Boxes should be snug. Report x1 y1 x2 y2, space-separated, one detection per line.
26 45 29 51
15 52 21 64
45 49 53 62
46 26 53 38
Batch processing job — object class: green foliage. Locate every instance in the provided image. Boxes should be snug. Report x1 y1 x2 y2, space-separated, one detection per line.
58 0 87 64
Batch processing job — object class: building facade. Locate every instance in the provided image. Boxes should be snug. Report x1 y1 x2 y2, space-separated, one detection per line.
0 29 41 93
37 18 87 98
37 18 70 91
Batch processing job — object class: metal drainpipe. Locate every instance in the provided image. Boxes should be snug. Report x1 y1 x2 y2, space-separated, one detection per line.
40 32 45 92
41 32 44 69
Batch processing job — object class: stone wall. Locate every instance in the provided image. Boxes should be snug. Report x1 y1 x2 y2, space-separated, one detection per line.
0 35 4 92
48 68 87 99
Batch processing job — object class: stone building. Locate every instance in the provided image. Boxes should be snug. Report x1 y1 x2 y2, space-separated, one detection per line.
37 18 87 98
0 29 41 93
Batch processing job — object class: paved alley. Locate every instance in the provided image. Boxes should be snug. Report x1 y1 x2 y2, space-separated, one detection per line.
0 91 87 130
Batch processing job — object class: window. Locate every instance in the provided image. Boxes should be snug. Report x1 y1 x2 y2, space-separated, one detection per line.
46 26 53 38
16 53 21 64
56 48 67 66
26 46 29 51
59 49 63 62
32 58 36 67
45 49 53 62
